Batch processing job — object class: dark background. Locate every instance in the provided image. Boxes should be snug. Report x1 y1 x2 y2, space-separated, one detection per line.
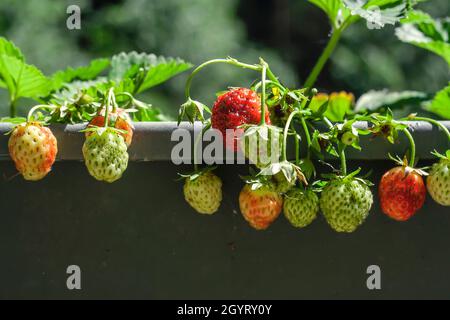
0 0 448 118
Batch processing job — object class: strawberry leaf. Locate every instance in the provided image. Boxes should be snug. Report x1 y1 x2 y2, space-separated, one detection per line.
343 0 408 30
395 10 450 66
308 0 351 29
424 83 450 119
109 52 192 94
50 58 110 91
355 89 429 112
0 37 24 61
0 55 50 100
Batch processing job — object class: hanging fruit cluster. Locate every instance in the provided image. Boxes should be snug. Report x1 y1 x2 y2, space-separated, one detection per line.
6 86 150 183
178 57 450 233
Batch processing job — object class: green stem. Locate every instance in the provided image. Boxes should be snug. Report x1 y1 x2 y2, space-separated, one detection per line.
282 110 300 161
266 66 281 85
323 116 334 129
104 88 115 129
304 28 342 89
339 144 347 176
10 98 17 118
295 134 300 165
300 117 312 158
412 116 450 142
184 58 262 99
402 128 416 167
259 62 267 126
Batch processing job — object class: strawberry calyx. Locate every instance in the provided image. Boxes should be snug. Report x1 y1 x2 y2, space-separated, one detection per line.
388 154 428 177
320 167 374 189
431 149 450 161
259 160 307 188
178 98 209 125
178 166 218 182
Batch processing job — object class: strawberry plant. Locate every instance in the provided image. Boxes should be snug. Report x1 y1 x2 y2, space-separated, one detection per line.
175 0 449 232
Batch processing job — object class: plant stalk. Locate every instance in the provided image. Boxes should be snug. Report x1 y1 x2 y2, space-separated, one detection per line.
339 144 347 176
259 62 267 126
304 28 342 89
402 128 416 167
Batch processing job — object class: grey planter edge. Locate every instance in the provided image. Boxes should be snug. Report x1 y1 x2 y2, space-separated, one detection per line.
0 121 449 162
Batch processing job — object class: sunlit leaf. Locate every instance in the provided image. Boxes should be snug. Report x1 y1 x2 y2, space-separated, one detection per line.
395 10 450 65
355 89 429 112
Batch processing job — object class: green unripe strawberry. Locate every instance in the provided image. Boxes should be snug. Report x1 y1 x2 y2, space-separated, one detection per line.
427 158 450 206
320 178 373 233
283 188 319 228
183 172 222 214
82 128 129 183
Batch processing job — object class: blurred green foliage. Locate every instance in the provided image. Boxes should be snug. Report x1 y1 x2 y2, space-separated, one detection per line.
0 0 448 118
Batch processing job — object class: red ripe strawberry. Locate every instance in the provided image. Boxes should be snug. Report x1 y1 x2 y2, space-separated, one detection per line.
8 122 58 181
239 184 283 230
379 166 426 221
211 88 271 151
86 108 134 146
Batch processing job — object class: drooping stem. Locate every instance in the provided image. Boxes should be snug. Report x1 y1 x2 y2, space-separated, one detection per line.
27 104 53 122
402 127 416 167
184 58 262 99
282 110 300 161
259 61 267 126
339 143 348 176
304 28 342 89
412 116 450 143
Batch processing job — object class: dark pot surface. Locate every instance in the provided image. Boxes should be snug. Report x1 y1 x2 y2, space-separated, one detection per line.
0 160 449 299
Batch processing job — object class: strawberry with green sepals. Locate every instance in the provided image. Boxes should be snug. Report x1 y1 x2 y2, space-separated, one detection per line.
82 88 129 183
379 156 427 221
86 107 134 147
8 105 58 181
320 169 374 233
179 57 281 154
427 151 450 206
372 112 427 220
181 168 223 215
318 118 374 232
239 184 283 231
405 114 450 207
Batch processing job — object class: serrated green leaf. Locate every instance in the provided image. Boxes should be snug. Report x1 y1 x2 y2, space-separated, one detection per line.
0 37 24 61
355 89 429 112
343 0 407 29
395 10 450 65
109 52 192 94
308 0 351 29
0 54 50 100
425 84 450 119
50 58 110 91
